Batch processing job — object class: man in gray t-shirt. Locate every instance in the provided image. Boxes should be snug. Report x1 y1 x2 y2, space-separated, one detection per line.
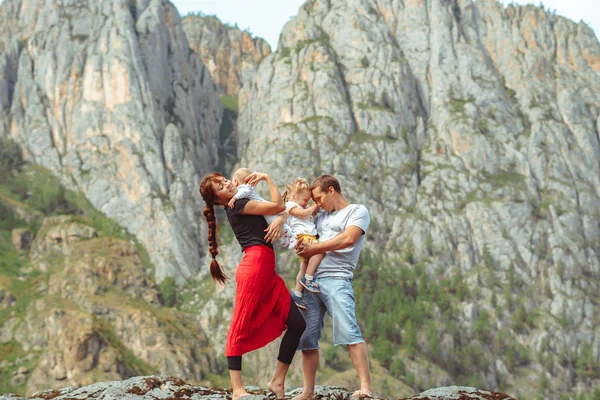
294 175 372 400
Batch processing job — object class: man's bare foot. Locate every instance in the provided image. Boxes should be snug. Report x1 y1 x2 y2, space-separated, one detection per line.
290 392 314 400
267 381 285 400
351 389 373 398
232 389 251 400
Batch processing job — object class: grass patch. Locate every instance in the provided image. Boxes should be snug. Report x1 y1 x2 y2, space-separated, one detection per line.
0 340 39 395
294 32 329 53
449 95 475 115
220 95 239 113
352 130 397 144
486 171 527 190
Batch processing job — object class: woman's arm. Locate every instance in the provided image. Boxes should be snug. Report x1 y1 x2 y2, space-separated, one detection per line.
264 211 288 242
242 173 285 216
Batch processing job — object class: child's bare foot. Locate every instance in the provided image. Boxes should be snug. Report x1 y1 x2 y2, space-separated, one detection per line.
351 389 372 398
232 389 251 400
267 381 285 399
290 392 314 400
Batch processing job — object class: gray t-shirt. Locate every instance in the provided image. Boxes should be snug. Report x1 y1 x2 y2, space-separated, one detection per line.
314 204 370 279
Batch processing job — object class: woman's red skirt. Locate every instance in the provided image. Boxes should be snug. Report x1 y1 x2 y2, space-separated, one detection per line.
225 245 291 357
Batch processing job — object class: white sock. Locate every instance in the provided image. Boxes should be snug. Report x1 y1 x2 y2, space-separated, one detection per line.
305 274 314 281
294 291 303 298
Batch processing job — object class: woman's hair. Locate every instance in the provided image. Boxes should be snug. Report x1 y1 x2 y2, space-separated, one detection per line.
199 172 227 284
282 178 311 202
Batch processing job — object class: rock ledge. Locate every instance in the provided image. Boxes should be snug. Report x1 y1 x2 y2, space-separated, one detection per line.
0 376 516 400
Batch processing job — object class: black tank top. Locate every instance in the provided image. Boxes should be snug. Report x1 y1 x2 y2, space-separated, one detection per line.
226 198 274 251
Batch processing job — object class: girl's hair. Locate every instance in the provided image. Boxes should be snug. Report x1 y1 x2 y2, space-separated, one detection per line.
199 172 227 284
282 178 311 202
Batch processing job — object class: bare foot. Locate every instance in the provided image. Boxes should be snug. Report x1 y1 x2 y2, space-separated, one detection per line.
232 389 251 400
267 381 285 400
290 392 314 400
351 389 373 398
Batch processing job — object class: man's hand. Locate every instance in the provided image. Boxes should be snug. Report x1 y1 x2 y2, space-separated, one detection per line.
264 212 287 242
228 197 236 209
296 240 318 259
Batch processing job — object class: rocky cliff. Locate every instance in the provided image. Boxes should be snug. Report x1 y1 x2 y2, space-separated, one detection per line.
182 14 271 97
0 0 223 282
232 0 600 398
1 0 600 399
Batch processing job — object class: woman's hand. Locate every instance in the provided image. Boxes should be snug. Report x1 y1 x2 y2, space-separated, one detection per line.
245 172 268 187
264 212 287 242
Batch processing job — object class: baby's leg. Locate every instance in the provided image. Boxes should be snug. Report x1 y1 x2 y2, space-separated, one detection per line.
306 253 326 276
295 260 308 293
264 216 296 248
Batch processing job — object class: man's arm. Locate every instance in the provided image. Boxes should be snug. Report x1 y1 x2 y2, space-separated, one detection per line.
296 225 364 259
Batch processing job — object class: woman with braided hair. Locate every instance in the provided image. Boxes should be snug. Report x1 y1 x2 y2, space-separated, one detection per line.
199 171 306 400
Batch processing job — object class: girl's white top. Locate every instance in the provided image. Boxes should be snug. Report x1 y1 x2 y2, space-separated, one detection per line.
285 201 318 236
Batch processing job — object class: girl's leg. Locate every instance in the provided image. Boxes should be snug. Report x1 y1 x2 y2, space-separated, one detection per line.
269 300 307 399
227 356 249 400
306 253 325 277
295 260 308 293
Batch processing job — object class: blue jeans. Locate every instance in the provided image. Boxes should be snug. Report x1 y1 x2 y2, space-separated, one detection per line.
297 276 364 350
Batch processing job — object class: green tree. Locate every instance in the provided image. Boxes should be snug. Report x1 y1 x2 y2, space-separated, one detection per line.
158 276 177 307
389 357 405 378
474 309 491 341
373 338 395 369
427 323 440 359
0 137 24 183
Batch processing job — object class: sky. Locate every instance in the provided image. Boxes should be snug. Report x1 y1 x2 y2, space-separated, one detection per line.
172 0 599 50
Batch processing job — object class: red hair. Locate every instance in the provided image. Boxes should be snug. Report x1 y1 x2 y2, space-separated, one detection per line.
199 172 227 284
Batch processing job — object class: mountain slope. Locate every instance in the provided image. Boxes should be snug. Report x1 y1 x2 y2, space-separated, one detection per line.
235 0 600 398
0 158 220 395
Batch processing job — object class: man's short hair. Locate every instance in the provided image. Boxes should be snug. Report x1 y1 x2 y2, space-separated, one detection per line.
311 175 341 194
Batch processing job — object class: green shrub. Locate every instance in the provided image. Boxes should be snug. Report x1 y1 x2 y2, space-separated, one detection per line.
0 137 24 183
474 309 491 341
372 338 395 369
220 95 239 113
389 357 405 378
323 345 349 371
158 276 177 307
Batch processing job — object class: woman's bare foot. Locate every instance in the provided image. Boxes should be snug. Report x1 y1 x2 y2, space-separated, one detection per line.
232 389 251 400
267 381 285 400
290 392 314 400
351 389 373 398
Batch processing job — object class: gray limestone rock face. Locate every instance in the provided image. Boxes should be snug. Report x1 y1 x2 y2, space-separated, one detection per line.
182 14 271 96
0 0 223 283
237 0 600 398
